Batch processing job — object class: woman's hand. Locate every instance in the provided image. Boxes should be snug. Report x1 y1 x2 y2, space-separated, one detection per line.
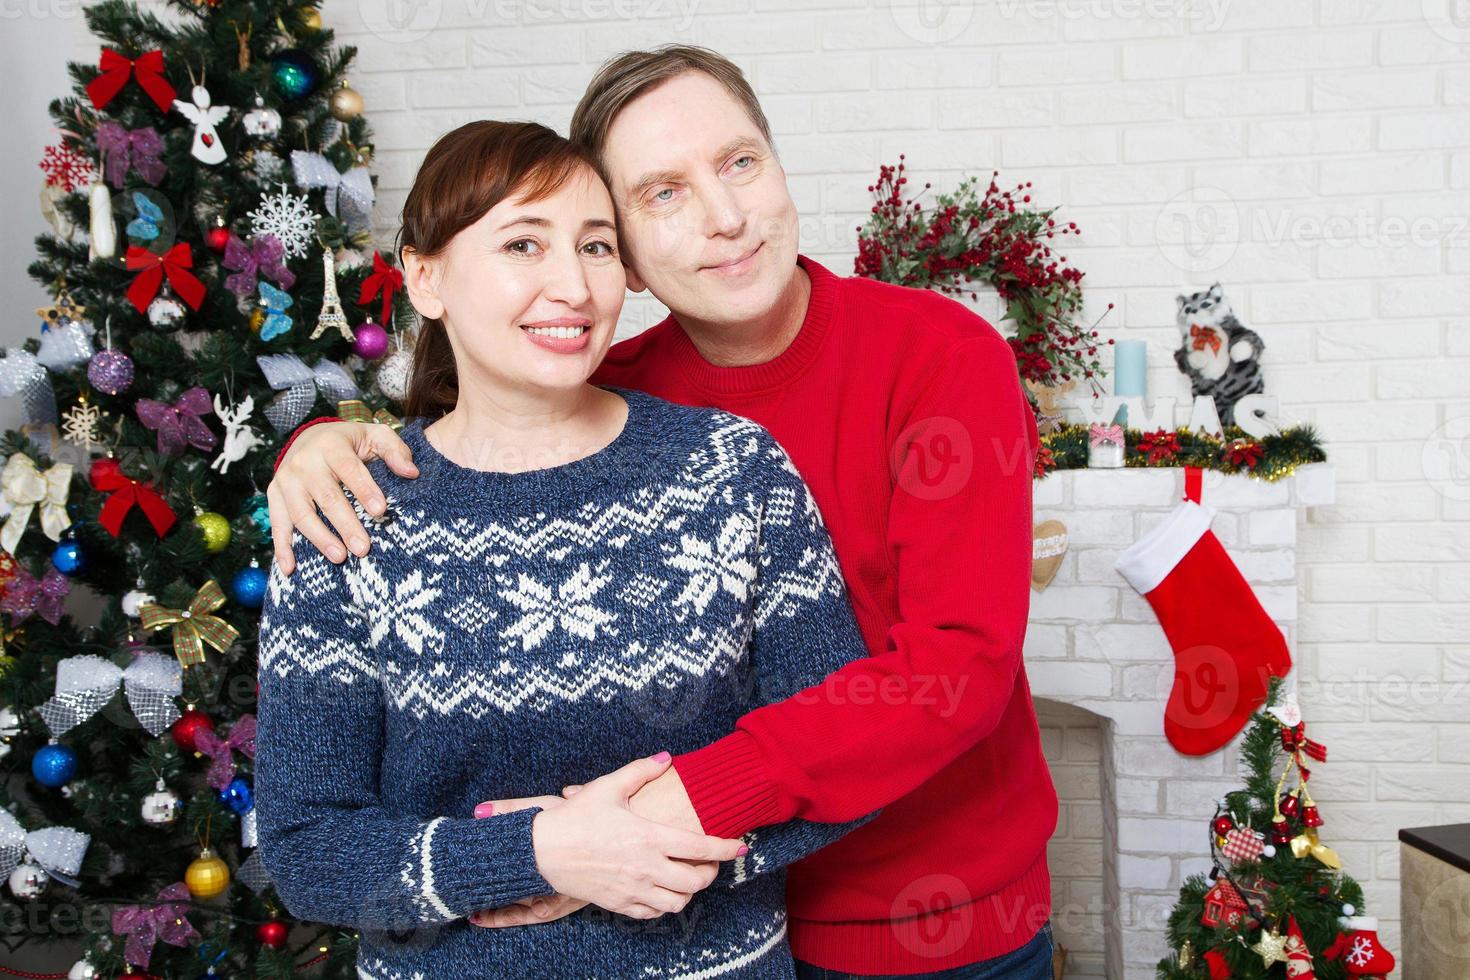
474 753 743 921
268 421 419 574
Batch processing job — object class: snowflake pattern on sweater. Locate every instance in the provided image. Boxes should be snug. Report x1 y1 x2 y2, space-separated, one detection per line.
255 387 878 979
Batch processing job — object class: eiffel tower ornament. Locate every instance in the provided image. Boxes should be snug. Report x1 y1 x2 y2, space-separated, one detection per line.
310 246 354 341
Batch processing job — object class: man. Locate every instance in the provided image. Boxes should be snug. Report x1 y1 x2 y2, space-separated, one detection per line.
268 46 1057 978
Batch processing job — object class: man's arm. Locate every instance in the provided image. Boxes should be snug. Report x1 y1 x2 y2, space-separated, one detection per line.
672 334 1038 837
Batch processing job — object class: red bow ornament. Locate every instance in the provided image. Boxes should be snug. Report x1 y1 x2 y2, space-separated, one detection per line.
1190 323 1222 355
126 243 205 314
91 458 176 538
86 48 177 114
358 252 404 326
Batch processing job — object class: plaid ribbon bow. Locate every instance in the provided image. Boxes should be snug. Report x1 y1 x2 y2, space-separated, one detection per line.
139 580 239 667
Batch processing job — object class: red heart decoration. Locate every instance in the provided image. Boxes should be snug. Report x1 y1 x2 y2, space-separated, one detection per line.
202 133 214 147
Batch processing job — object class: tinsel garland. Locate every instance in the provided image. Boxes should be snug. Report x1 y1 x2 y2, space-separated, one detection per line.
1035 422 1327 483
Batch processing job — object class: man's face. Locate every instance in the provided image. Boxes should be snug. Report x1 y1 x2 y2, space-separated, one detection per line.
600 71 801 330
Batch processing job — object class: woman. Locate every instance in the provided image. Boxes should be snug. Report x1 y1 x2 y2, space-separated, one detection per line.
254 120 876 979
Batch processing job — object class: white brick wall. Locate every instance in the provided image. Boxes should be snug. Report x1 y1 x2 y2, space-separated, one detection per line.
7 1 1465 975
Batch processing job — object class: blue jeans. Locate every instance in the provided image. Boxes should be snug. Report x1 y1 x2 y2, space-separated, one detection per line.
793 921 1054 980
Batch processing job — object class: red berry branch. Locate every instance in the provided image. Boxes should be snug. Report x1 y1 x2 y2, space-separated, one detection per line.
854 155 1113 393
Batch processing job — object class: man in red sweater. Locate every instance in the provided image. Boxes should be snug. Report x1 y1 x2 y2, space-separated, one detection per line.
267 46 1057 978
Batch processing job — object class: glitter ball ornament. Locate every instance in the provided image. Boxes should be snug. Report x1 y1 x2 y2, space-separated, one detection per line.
141 779 182 825
51 538 85 575
231 565 268 608
147 289 186 329
376 348 413 401
193 511 231 553
171 709 214 754
270 49 319 101
205 223 231 253
87 348 134 394
9 861 48 900
185 846 230 899
353 320 389 359
241 94 281 139
32 742 78 787
329 81 363 121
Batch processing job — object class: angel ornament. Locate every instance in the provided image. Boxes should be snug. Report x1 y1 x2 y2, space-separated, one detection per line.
174 83 230 166
211 393 260 474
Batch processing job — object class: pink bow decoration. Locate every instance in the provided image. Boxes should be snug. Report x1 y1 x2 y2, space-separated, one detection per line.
0 565 70 625
135 386 217 456
1088 422 1124 448
95 122 165 189
222 233 295 298
111 882 199 968
195 713 256 789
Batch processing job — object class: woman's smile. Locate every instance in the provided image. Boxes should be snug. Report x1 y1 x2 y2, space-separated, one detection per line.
521 316 593 353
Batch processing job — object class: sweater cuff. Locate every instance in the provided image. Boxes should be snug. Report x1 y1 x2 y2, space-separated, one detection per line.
419 808 553 917
671 731 786 839
274 416 342 471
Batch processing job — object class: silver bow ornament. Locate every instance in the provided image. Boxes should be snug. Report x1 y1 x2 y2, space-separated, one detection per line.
0 454 73 555
0 348 58 427
256 353 360 433
0 807 90 888
290 150 373 234
37 652 182 739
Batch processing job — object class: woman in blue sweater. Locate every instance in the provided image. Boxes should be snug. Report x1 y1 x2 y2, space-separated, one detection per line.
254 120 876 978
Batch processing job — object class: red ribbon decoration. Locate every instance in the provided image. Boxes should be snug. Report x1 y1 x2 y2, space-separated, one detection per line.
357 252 404 326
1190 323 1222 355
1137 428 1181 465
1281 722 1328 763
1226 438 1264 471
125 244 205 314
86 48 177 114
93 463 177 538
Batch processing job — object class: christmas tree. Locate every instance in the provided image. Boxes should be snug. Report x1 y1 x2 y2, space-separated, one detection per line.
1156 677 1396 980
3 0 411 975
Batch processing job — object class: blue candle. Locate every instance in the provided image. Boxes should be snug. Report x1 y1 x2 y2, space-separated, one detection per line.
1113 340 1147 427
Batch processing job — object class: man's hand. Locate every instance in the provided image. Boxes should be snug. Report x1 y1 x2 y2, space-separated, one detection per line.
268 421 419 575
565 764 702 834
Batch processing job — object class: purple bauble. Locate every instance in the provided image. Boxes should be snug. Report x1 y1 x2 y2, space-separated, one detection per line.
352 321 390 359
87 348 134 395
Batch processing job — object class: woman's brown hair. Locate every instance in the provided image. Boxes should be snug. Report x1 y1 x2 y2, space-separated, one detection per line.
398 120 602 420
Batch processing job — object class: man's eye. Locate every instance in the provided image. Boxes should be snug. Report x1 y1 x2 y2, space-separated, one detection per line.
732 155 753 169
653 188 674 203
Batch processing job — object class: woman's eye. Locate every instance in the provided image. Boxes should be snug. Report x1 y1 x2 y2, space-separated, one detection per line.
583 240 614 257
506 239 540 255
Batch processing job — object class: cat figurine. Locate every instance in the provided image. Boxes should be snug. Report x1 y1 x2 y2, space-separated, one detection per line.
1173 282 1265 428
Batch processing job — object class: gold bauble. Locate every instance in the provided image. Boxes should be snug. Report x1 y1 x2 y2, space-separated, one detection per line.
329 83 363 122
193 512 231 553
249 307 266 333
185 847 230 899
300 7 321 29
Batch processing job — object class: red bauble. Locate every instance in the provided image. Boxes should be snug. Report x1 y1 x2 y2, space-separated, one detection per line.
171 709 214 754
1212 815 1234 836
89 456 122 489
205 224 231 253
257 918 289 948
1280 793 1301 819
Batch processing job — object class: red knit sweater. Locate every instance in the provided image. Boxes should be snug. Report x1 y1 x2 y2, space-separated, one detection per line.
276 255 1058 973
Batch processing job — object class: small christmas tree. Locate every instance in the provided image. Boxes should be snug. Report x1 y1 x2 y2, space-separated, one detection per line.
1156 677 1396 980
2 0 410 976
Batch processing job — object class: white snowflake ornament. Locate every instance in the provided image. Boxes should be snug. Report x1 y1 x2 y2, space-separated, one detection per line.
248 183 316 259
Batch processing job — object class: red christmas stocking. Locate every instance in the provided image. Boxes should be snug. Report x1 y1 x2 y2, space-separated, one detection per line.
1114 467 1292 755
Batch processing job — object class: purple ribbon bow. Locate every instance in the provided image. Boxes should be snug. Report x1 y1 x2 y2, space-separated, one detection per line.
195 713 256 790
222 233 296 298
0 565 70 625
95 121 165 189
111 882 200 968
136 386 217 456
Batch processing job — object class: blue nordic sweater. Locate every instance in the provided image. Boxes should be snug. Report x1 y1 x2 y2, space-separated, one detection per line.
254 386 878 979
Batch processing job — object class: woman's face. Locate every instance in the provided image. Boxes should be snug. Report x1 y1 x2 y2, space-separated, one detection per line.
404 165 626 397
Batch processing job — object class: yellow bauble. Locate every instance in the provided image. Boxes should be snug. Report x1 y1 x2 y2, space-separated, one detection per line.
329 82 363 121
300 6 321 29
186 847 230 899
193 512 231 553
249 307 265 333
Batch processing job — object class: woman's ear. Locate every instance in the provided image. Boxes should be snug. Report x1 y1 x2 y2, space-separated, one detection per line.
401 245 446 320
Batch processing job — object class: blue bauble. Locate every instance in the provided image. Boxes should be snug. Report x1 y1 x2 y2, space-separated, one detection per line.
231 566 269 608
271 49 319 101
51 539 84 575
32 743 77 787
219 776 254 814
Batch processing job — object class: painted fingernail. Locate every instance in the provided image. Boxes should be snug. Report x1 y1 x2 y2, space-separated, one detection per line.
737 845 749 856
650 751 671 763
474 803 495 818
